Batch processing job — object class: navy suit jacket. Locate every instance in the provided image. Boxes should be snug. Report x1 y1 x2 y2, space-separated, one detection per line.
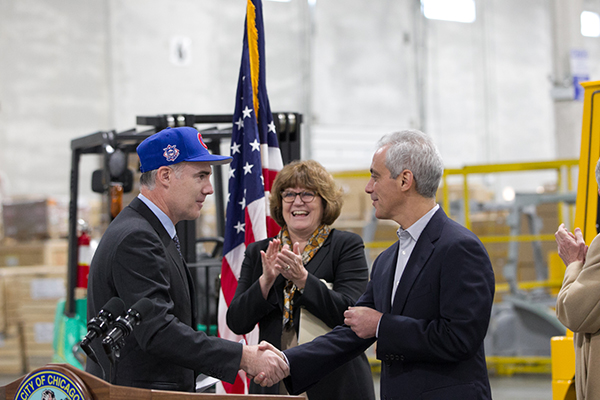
86 197 242 392
284 208 495 400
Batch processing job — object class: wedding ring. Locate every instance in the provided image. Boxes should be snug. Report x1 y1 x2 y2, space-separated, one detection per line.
285 265 291 270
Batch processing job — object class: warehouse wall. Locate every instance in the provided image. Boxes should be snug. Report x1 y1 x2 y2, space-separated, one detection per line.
0 0 598 205
0 0 111 199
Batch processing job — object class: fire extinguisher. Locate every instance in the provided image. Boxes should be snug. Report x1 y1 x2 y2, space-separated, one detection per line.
110 183 124 219
77 220 92 288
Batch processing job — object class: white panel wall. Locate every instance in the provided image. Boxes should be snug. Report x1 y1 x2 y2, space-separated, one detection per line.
0 0 110 199
0 0 599 203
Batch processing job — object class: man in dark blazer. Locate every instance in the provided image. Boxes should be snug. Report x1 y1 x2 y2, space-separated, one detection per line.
258 129 495 400
86 127 288 392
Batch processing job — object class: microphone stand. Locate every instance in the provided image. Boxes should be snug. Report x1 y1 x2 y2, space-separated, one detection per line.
104 337 126 385
101 299 153 384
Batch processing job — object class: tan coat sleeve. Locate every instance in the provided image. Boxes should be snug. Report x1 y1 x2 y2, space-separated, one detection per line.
556 234 600 333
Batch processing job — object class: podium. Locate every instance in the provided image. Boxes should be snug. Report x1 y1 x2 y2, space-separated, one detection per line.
0 364 301 400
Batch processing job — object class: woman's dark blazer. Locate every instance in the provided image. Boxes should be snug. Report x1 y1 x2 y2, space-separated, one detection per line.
226 229 375 400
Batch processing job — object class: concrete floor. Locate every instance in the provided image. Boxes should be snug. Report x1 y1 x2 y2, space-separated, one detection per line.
489 375 552 400
1 372 553 399
371 374 552 400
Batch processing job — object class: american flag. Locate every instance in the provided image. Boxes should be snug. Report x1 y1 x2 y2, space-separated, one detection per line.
217 0 283 394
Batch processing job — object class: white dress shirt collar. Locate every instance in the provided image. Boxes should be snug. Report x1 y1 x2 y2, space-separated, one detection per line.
138 193 177 239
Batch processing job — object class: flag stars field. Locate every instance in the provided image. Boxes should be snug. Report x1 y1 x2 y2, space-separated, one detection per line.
243 162 254 175
250 139 261 151
234 119 243 130
239 190 247 210
233 221 245 234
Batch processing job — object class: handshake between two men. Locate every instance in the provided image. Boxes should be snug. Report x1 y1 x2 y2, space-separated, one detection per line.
239 341 290 388
238 305 382 388
239 304 382 388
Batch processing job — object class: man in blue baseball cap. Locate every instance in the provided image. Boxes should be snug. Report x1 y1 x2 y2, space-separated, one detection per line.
86 127 288 392
137 126 232 172
134 127 232 223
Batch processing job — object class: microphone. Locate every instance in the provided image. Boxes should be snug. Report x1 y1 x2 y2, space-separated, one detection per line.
102 298 154 354
80 297 125 351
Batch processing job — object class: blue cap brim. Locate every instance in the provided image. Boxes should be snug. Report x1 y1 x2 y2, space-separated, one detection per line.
187 154 233 165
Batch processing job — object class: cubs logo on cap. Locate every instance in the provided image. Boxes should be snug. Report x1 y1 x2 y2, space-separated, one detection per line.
198 133 209 150
137 127 232 172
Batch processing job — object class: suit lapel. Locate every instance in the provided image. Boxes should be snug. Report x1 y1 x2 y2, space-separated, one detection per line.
391 208 445 313
382 243 400 314
303 235 331 276
129 198 194 309
274 274 287 311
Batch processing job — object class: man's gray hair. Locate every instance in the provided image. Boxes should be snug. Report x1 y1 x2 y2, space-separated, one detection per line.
377 129 444 199
139 162 186 190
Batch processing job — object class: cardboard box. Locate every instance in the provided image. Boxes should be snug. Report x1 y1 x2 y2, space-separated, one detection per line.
22 320 55 370
2 197 95 241
2 199 51 240
0 265 65 373
335 175 371 223
0 265 66 332
438 183 496 204
0 274 5 332
0 239 68 268
0 325 24 374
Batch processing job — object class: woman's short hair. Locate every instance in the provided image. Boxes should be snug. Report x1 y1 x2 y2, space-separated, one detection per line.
270 160 343 227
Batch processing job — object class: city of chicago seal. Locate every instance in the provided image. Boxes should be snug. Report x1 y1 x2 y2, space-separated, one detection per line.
14 369 86 400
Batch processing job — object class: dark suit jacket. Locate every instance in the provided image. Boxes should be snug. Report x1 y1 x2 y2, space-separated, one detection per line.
86 197 242 392
284 208 495 400
227 229 375 400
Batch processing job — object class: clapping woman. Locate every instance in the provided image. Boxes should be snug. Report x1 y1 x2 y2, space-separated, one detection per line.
227 160 375 399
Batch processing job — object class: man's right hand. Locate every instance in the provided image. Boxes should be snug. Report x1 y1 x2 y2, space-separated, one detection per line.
555 223 588 266
240 342 289 387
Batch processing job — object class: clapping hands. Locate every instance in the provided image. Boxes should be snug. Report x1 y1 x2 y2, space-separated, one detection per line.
259 240 308 299
555 223 588 266
261 239 281 281
275 243 308 288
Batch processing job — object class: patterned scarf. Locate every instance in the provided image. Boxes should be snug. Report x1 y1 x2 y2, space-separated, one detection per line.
280 224 331 328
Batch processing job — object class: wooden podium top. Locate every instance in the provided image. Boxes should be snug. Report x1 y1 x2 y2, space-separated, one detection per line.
0 364 302 400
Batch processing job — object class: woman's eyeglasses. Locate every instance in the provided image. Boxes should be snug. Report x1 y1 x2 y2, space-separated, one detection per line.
281 190 317 203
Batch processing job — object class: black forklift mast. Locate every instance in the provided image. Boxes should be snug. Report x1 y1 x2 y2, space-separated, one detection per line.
64 113 302 323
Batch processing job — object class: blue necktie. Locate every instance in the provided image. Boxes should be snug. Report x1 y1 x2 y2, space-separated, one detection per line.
173 234 183 260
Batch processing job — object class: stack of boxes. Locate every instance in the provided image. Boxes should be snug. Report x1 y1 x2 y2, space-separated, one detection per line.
0 262 67 375
0 198 68 374
0 275 24 375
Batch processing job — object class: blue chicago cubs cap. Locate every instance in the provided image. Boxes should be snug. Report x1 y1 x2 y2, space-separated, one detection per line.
137 127 232 172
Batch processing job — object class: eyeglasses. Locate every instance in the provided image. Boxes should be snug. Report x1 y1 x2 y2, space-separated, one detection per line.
281 190 317 203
